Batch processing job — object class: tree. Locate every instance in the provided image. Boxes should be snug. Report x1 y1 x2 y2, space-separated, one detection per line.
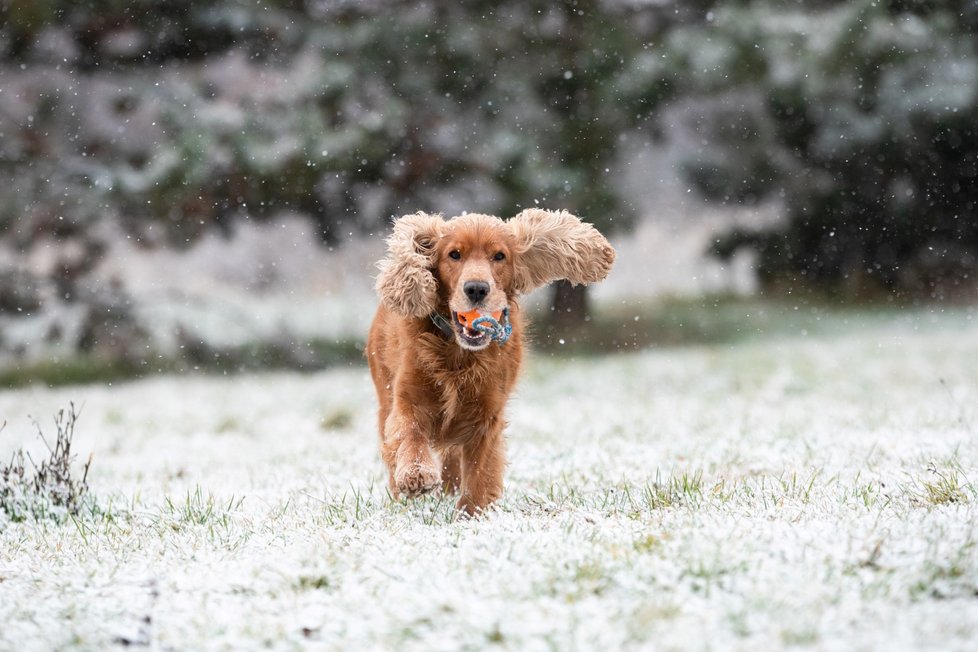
656 0 978 297
318 0 685 324
1 0 692 362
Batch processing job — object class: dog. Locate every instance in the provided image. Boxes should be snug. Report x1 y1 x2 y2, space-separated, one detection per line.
367 209 615 516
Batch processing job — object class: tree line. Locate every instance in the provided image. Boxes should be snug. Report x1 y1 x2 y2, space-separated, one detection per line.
1 0 974 333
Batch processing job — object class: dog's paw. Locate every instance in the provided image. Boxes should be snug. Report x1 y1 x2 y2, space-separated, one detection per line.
395 462 441 498
455 495 490 519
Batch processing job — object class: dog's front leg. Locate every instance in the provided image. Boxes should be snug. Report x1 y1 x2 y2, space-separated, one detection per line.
383 404 441 499
457 424 505 517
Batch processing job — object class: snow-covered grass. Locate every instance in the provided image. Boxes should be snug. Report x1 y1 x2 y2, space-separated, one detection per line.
1 307 977 651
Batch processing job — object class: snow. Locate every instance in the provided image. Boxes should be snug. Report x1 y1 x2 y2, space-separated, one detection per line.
1 307 977 650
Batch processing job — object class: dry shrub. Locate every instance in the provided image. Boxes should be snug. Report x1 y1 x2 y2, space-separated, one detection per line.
0 403 92 523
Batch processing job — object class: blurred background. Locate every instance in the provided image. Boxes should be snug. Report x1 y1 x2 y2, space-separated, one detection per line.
0 0 975 386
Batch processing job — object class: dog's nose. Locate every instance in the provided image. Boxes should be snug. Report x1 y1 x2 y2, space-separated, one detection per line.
463 280 490 304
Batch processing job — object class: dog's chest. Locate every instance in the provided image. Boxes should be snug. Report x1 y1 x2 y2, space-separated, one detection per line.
417 341 515 442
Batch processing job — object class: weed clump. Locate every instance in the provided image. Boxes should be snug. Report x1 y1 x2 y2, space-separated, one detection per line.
905 460 974 508
0 403 92 523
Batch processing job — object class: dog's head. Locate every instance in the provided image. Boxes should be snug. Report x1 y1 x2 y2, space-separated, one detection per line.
376 209 616 351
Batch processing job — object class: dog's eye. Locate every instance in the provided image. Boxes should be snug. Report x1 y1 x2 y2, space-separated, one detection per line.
493 252 506 261
449 250 462 260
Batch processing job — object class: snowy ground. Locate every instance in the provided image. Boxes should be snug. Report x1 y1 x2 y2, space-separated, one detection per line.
1 306 977 651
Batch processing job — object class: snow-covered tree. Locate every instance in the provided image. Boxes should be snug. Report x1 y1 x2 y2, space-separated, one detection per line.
660 0 978 296
2 0 687 342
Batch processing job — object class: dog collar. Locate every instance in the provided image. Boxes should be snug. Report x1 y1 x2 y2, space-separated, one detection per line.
429 312 456 339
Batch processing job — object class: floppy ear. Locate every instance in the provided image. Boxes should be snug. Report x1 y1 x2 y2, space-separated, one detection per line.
375 212 445 317
508 208 616 294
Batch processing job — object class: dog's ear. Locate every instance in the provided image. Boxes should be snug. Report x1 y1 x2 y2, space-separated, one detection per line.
376 212 445 317
508 208 616 294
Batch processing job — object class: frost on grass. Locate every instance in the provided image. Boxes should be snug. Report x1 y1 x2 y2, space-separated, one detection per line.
1 309 978 650
0 404 92 525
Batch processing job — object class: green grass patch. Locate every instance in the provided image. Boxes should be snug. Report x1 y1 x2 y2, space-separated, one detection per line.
532 294 976 355
320 407 354 431
0 356 156 389
4 297 974 385
295 575 331 591
0 337 364 388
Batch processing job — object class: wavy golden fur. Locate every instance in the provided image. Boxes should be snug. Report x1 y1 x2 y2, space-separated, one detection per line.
367 209 615 515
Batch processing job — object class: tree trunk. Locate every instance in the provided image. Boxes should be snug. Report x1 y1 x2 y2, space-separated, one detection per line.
548 280 590 328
